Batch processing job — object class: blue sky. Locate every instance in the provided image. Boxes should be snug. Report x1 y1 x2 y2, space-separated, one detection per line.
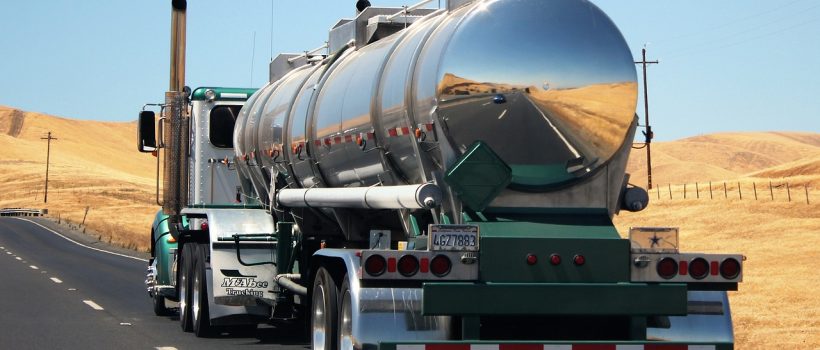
1 0 818 141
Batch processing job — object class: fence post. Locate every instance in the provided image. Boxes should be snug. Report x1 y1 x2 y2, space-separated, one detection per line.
81 207 89 226
787 183 791 202
724 182 727 198
668 184 672 199
709 181 713 199
657 186 661 200
769 181 774 200
684 184 687 199
753 182 758 200
696 182 700 199
738 181 742 200
806 185 810 205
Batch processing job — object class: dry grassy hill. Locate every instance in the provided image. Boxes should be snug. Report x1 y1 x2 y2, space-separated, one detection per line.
0 105 818 348
626 132 820 187
0 105 157 249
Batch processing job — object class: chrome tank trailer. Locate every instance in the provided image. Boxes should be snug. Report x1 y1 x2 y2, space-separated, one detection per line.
235 0 639 237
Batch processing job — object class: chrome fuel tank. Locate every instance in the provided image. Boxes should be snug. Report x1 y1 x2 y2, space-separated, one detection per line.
237 0 638 211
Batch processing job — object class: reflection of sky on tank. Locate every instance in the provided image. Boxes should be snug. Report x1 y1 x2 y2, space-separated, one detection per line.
438 0 636 90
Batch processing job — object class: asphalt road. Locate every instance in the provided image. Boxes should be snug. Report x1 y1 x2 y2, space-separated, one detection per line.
0 217 308 350
439 92 582 165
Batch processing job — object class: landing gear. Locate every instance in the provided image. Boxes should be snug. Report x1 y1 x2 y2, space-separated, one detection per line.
311 267 338 350
192 243 215 337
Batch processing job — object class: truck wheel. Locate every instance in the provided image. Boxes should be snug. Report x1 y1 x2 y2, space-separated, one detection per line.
152 292 171 316
179 243 194 332
338 276 354 350
192 243 215 337
311 267 338 350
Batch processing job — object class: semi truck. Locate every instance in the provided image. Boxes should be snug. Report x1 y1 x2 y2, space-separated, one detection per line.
139 0 744 348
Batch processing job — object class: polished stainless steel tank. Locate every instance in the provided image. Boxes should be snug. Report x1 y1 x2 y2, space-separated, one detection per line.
236 0 638 212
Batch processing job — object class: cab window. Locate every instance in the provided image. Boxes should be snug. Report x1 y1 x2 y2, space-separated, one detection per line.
210 105 241 148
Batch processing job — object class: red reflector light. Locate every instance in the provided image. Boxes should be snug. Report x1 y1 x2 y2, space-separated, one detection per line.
420 258 429 273
387 257 397 273
657 257 678 279
679 260 688 275
397 255 419 277
689 257 709 280
720 258 741 279
711 261 719 276
200 221 209 231
573 254 586 266
526 254 538 265
549 254 561 265
364 255 386 276
430 255 451 277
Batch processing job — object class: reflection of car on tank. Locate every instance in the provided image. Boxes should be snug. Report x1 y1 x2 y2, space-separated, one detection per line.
493 93 507 104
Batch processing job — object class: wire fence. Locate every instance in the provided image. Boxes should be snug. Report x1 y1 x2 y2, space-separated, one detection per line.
651 180 813 204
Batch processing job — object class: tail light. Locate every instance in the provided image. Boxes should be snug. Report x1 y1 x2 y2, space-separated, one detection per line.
689 257 709 280
657 257 678 279
573 254 586 266
397 255 419 277
364 255 387 276
430 255 452 277
526 254 538 265
720 258 741 279
549 254 561 265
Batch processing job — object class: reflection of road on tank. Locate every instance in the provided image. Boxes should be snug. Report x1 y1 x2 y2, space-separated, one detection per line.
437 91 583 168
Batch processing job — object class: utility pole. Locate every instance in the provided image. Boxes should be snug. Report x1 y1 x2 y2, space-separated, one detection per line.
635 47 658 189
41 131 57 203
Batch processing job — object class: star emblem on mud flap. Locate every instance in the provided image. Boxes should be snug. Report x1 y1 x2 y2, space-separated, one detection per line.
649 233 662 248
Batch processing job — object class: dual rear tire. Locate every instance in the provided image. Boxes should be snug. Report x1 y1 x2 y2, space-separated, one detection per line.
179 243 214 337
311 267 353 350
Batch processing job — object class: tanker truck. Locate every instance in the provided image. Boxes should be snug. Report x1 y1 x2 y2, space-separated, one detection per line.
138 0 744 348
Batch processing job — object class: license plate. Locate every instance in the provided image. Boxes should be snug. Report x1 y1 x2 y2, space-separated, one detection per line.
429 224 479 251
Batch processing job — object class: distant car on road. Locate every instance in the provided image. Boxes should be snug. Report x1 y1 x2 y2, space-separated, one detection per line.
493 93 507 104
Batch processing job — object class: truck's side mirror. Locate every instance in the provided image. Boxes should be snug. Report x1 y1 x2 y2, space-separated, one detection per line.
138 110 157 152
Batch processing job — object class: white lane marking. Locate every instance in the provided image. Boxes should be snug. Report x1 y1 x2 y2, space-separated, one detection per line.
1 246 5 249
155 347 178 350
12 218 148 262
6 251 12 255
497 109 508 119
15 257 22 261
50 277 63 284
119 322 132 326
68 288 77 291
30 265 39 270
525 97 582 158
83 300 104 311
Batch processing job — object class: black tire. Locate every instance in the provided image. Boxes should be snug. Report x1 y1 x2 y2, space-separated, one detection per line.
311 267 339 350
338 276 354 350
179 243 194 332
152 292 171 316
192 243 215 337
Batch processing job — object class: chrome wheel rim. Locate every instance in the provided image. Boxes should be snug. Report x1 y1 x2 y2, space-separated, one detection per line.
192 267 200 325
339 289 353 350
179 270 188 320
312 284 326 350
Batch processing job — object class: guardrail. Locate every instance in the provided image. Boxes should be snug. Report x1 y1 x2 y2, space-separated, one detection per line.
0 208 47 217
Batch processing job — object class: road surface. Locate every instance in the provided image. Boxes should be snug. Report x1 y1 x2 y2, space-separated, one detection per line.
0 217 308 350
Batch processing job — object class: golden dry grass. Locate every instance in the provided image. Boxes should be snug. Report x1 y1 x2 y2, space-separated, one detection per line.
1 105 819 347
0 105 157 251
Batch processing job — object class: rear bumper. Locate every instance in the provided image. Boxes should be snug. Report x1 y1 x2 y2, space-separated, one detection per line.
422 282 688 316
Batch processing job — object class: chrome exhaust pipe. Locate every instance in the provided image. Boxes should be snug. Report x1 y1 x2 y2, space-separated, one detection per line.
163 0 189 220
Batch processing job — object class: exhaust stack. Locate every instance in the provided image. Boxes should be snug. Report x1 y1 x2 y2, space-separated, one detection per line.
163 0 189 221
